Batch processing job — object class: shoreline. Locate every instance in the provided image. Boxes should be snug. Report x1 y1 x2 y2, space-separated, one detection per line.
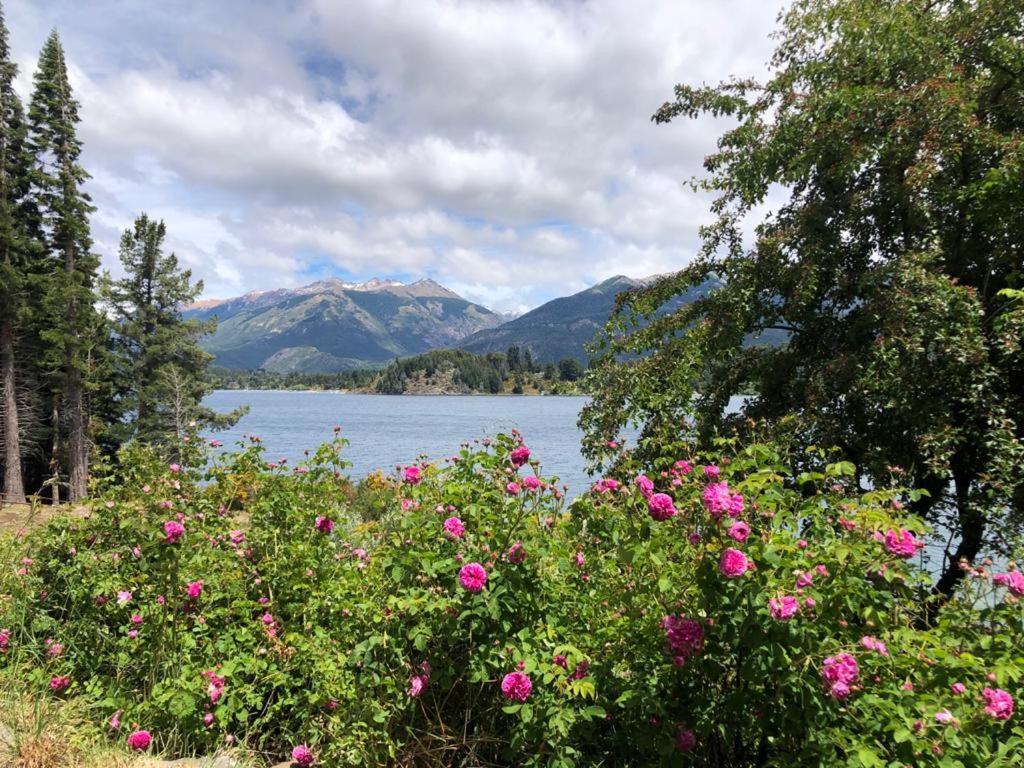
212 388 586 397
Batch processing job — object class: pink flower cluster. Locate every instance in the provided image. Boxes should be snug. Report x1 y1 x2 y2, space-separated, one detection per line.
822 653 859 699
647 493 677 522
593 478 621 494
662 615 704 665
203 669 225 704
459 562 487 592
500 671 533 702
982 687 1014 720
860 635 889 657
702 482 744 520
993 570 1024 597
49 675 70 692
314 516 334 534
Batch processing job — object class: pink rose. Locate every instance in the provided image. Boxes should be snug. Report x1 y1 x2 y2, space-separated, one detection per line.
883 528 920 558
186 580 203 600
510 445 531 467
507 542 526 564
635 474 654 498
314 516 334 534
163 520 185 544
402 466 422 485
291 744 315 766
443 517 466 538
459 563 488 593
727 521 750 542
647 493 677 522
523 475 541 491
408 673 429 698
719 548 749 578
769 595 799 620
127 730 152 751
675 728 696 752
500 671 533 702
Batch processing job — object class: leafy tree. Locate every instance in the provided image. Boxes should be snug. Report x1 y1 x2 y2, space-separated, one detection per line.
582 0 1024 601
27 31 101 501
0 3 37 504
558 357 583 382
506 344 523 373
102 214 243 445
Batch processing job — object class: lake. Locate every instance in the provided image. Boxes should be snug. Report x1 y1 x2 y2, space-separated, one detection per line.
203 391 599 491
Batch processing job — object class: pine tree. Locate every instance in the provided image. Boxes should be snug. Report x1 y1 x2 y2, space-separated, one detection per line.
0 3 39 504
28 32 100 501
103 214 243 446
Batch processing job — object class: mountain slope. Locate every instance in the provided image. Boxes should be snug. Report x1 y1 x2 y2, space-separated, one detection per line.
185 279 502 373
459 275 719 363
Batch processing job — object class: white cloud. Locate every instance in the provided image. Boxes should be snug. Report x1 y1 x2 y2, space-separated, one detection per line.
6 0 787 310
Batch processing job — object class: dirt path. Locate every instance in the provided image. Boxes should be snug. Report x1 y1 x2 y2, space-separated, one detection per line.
0 502 86 535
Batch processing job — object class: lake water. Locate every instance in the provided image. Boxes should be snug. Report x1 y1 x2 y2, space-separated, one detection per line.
203 391 599 491
202 390 953 571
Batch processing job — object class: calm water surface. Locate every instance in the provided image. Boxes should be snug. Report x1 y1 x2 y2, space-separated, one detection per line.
203 391 599 491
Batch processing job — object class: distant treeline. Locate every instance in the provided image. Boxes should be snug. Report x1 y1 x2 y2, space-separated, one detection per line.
210 346 587 395
210 367 380 391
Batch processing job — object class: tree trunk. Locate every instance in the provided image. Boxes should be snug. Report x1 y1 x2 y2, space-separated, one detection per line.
930 456 982 614
0 315 26 504
65 364 87 501
49 398 60 506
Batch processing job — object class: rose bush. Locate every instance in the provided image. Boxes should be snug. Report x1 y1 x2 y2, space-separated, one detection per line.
0 433 1021 766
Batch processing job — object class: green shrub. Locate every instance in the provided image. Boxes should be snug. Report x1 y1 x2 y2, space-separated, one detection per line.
0 434 1021 766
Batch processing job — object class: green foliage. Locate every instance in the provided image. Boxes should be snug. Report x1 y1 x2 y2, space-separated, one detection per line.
1 434 1022 765
582 0 1024 598
372 348 581 394
209 366 381 392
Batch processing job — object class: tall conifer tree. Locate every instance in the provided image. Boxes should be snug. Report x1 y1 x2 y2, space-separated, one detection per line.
28 32 99 501
0 3 38 504
103 214 242 446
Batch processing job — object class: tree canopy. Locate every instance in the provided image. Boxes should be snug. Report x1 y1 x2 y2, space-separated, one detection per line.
582 0 1024 599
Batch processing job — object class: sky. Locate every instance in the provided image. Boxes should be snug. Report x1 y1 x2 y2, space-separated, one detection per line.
7 0 787 314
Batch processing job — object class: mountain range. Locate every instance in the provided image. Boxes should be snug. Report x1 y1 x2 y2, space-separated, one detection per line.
183 277 501 373
185 274 715 373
